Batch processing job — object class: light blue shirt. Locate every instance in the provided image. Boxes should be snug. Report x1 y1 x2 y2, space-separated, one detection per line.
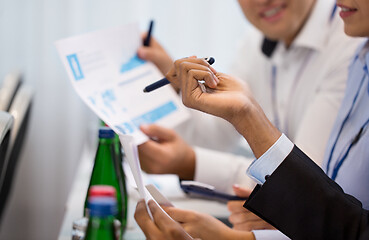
323 40 369 209
247 134 293 185
247 40 369 210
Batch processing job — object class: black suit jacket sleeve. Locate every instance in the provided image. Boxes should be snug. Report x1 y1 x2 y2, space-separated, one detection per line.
244 146 369 240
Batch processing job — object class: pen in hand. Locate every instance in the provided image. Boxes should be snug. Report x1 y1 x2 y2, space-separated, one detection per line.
143 57 215 93
143 20 154 47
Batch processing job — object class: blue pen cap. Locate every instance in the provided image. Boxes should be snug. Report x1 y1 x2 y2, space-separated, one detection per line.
88 197 118 217
99 127 115 139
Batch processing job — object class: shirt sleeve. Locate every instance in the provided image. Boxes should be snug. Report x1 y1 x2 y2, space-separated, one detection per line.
247 134 294 185
193 146 256 194
252 230 290 240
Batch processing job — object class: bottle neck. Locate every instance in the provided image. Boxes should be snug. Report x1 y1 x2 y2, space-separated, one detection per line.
99 137 114 145
85 215 116 240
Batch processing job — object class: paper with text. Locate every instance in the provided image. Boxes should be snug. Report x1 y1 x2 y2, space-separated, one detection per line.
55 23 189 144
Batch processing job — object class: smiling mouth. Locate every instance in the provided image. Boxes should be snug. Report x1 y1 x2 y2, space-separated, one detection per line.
341 6 357 12
338 4 358 18
260 5 285 18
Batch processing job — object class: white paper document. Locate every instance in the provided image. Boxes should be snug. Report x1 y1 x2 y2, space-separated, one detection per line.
119 134 173 219
55 23 189 144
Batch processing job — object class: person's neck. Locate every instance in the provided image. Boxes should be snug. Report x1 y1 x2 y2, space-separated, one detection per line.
283 0 317 48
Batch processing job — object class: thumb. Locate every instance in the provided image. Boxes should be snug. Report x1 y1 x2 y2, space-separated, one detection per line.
137 47 152 61
140 124 176 141
232 184 252 198
137 47 161 63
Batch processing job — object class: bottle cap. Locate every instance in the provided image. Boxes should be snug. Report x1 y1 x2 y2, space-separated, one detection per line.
89 185 116 198
99 127 115 139
88 197 118 217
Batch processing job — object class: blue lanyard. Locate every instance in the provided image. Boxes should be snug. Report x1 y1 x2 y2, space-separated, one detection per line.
330 5 337 23
326 73 367 180
270 66 280 129
270 52 313 134
331 119 369 180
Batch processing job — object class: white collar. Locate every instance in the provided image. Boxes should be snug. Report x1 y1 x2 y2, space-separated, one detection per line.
289 0 336 52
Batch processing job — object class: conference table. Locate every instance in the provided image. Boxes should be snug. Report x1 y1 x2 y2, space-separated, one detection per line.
58 143 230 240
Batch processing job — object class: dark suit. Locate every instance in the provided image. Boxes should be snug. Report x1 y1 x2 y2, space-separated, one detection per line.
244 146 369 240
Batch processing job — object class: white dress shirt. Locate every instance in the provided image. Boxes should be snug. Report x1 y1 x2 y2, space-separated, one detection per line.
174 0 364 194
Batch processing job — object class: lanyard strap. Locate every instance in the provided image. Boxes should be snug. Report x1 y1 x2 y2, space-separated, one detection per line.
271 66 280 129
326 73 367 177
331 118 369 180
270 51 313 134
329 4 337 23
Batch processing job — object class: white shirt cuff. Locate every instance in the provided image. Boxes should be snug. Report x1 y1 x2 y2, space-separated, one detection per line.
252 230 290 240
246 134 294 185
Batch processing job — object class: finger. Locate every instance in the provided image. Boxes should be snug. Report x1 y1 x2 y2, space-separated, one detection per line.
134 200 163 237
188 56 217 76
137 47 150 60
179 62 218 88
227 200 247 213
178 60 218 83
232 184 253 197
140 124 176 141
174 58 217 76
233 219 274 231
166 66 177 83
229 210 263 225
228 212 251 225
165 207 198 223
179 68 217 97
180 68 220 109
148 200 178 230
137 47 162 62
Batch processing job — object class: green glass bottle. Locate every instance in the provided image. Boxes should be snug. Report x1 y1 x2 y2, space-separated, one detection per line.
113 133 128 234
98 120 128 235
84 128 125 237
85 197 117 240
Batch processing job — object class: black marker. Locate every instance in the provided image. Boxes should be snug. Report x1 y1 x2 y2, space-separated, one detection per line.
143 57 215 93
143 20 154 47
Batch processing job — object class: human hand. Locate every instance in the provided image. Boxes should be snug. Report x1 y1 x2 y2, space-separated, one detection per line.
168 57 281 159
134 200 193 240
166 206 255 240
227 185 275 231
138 124 196 180
138 34 173 75
165 57 217 93
168 57 252 128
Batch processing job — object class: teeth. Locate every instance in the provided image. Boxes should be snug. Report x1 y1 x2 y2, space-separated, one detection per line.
264 6 282 17
341 7 350 12
341 6 355 12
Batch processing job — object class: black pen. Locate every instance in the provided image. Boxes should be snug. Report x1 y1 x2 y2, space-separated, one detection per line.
143 20 154 47
143 57 215 93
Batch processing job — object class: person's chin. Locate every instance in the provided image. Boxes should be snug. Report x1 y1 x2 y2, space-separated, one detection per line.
344 26 369 38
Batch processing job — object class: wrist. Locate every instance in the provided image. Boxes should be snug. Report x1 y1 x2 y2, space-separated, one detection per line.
228 99 255 132
232 102 281 159
177 146 196 180
225 229 255 240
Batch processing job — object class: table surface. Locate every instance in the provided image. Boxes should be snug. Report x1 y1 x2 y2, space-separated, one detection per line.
58 144 230 240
